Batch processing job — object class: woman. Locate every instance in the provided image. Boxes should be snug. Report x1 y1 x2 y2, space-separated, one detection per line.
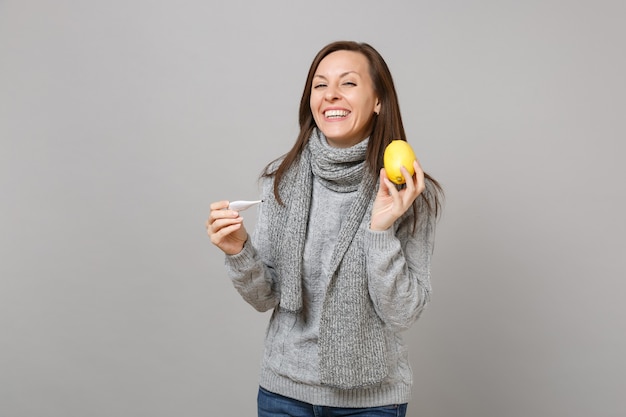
207 41 443 417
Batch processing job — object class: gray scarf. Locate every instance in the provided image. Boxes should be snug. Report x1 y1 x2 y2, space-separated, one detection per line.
266 129 388 389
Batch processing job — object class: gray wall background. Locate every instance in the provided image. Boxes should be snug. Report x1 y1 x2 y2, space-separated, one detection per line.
1 1 624 416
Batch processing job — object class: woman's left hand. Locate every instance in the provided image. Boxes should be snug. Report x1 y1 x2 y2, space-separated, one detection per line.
370 159 426 231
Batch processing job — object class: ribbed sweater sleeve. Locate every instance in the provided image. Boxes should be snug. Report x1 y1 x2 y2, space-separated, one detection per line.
365 200 435 332
223 178 279 312
224 240 279 312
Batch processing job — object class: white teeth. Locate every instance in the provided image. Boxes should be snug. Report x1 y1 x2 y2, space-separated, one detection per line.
325 109 350 118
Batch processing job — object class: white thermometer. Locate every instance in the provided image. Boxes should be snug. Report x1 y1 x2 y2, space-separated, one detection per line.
228 200 263 212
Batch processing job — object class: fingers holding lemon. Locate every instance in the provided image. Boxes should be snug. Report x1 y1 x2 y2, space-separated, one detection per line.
383 140 417 185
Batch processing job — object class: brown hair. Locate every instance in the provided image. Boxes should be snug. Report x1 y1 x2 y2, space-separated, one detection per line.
264 41 443 218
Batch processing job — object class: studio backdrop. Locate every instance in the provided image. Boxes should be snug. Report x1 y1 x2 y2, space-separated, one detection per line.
1 1 625 416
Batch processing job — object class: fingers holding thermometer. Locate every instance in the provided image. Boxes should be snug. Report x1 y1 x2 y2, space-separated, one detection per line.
207 200 249 255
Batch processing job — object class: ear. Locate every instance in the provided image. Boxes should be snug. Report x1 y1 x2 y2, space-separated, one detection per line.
374 99 381 115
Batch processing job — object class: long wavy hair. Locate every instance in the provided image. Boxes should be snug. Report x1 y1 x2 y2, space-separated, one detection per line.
263 41 443 219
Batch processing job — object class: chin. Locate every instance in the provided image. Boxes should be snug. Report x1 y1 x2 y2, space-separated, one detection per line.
321 128 351 141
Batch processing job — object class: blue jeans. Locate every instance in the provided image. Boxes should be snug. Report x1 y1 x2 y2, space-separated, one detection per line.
257 386 408 417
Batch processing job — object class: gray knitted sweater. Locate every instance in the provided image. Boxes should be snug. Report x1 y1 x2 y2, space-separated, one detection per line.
224 135 436 407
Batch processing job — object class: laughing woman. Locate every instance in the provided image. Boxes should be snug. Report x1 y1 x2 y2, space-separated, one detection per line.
207 41 443 417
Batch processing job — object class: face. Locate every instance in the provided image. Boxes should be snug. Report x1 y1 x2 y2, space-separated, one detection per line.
310 50 381 148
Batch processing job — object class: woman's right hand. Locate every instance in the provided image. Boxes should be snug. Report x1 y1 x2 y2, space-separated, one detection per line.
206 200 248 255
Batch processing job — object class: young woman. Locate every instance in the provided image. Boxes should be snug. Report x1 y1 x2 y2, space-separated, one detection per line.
207 41 443 417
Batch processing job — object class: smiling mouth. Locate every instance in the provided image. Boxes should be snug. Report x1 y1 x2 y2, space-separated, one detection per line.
324 109 350 119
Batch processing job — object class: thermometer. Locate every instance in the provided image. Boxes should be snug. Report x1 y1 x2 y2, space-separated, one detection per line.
228 200 263 212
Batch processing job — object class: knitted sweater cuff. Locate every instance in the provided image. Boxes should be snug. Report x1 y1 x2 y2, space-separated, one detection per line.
224 238 256 271
366 227 397 249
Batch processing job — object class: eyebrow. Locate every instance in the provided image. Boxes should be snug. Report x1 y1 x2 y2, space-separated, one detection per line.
313 71 360 80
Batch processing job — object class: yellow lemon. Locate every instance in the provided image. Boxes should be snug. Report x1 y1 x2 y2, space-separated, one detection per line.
383 140 416 185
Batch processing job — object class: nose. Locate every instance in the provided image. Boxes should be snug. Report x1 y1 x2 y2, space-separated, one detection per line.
324 85 339 101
